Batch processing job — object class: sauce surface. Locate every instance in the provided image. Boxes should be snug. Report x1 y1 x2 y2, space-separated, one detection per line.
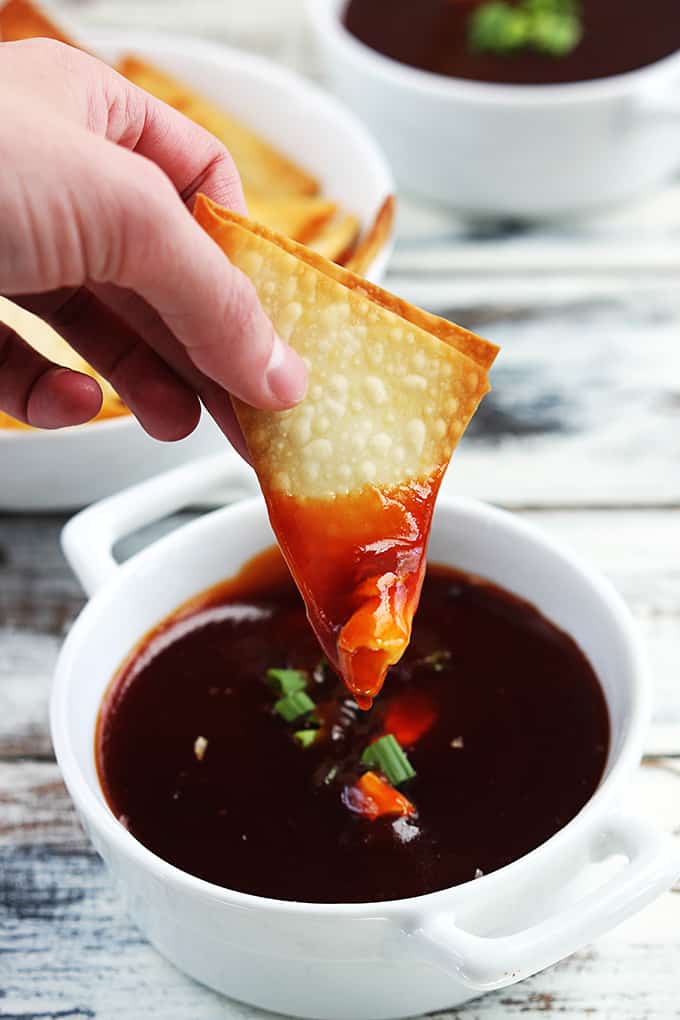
343 0 680 85
97 547 609 903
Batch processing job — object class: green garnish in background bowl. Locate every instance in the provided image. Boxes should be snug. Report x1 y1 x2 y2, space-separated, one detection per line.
468 0 583 58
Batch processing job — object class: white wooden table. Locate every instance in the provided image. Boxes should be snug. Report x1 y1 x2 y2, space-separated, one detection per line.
2 1 680 1016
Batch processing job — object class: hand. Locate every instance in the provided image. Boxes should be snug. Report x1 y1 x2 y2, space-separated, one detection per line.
0 39 307 453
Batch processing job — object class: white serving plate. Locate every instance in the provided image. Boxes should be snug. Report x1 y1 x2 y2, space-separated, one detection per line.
1 28 393 511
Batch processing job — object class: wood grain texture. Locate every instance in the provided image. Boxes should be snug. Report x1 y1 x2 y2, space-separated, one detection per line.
440 290 680 507
3 508 678 760
3 10 680 1007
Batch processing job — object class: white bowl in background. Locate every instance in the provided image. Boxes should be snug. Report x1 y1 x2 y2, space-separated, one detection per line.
309 0 680 218
1 28 393 511
51 454 679 1020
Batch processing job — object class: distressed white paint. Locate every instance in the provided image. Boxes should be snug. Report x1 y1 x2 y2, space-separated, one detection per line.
3 509 678 756
3 4 680 1014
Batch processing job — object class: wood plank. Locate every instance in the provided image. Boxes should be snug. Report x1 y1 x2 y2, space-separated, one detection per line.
394 184 680 249
389 196 680 508
0 515 85 635
4 6 680 1013
388 179 680 309
521 510 680 730
389 274 680 317
436 288 680 507
0 761 85 849
0 759 677 1017
2 508 679 760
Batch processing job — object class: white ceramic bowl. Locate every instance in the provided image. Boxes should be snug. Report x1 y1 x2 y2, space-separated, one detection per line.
51 454 679 1019
309 0 680 218
1 28 393 511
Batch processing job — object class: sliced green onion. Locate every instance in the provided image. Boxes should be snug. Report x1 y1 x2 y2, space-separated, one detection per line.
323 764 339 786
529 9 581 55
468 2 529 54
468 0 582 58
274 690 315 723
294 729 318 749
361 734 416 786
266 668 307 695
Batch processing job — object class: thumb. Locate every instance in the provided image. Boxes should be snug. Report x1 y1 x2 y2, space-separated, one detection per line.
91 139 307 411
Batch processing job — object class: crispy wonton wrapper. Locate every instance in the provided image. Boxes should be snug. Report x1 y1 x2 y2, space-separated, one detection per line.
245 193 337 245
344 196 395 275
0 298 128 429
194 195 498 707
0 0 74 42
118 56 318 199
306 212 360 263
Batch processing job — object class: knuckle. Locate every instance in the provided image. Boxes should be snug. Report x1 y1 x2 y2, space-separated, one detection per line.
104 80 147 147
183 147 243 209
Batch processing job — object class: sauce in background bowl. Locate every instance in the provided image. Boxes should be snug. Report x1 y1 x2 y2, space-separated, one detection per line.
96 546 609 904
343 0 680 85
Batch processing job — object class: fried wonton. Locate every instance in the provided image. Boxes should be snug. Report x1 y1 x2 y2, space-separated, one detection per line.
245 193 337 244
0 298 128 429
343 195 395 274
1 0 392 277
194 195 499 707
306 212 360 263
118 56 319 198
0 0 74 43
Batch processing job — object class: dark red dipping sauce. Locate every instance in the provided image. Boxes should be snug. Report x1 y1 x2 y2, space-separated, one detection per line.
343 0 680 85
97 547 609 903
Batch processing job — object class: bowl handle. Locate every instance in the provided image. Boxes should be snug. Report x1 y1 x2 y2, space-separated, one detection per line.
411 813 679 991
61 452 257 597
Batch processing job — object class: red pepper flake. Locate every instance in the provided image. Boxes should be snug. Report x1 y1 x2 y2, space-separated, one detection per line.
343 771 416 820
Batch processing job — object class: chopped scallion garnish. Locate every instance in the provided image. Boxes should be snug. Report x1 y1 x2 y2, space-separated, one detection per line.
294 729 318 749
468 0 582 58
361 734 416 786
266 668 307 696
274 690 315 723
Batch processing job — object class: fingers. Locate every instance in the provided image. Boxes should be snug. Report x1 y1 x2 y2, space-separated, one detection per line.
14 288 201 441
92 65 308 410
5 40 247 214
1 47 307 438
0 319 102 428
104 68 248 214
91 282 250 458
99 145 307 411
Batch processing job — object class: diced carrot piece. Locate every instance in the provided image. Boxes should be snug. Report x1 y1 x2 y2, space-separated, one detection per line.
344 770 416 820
